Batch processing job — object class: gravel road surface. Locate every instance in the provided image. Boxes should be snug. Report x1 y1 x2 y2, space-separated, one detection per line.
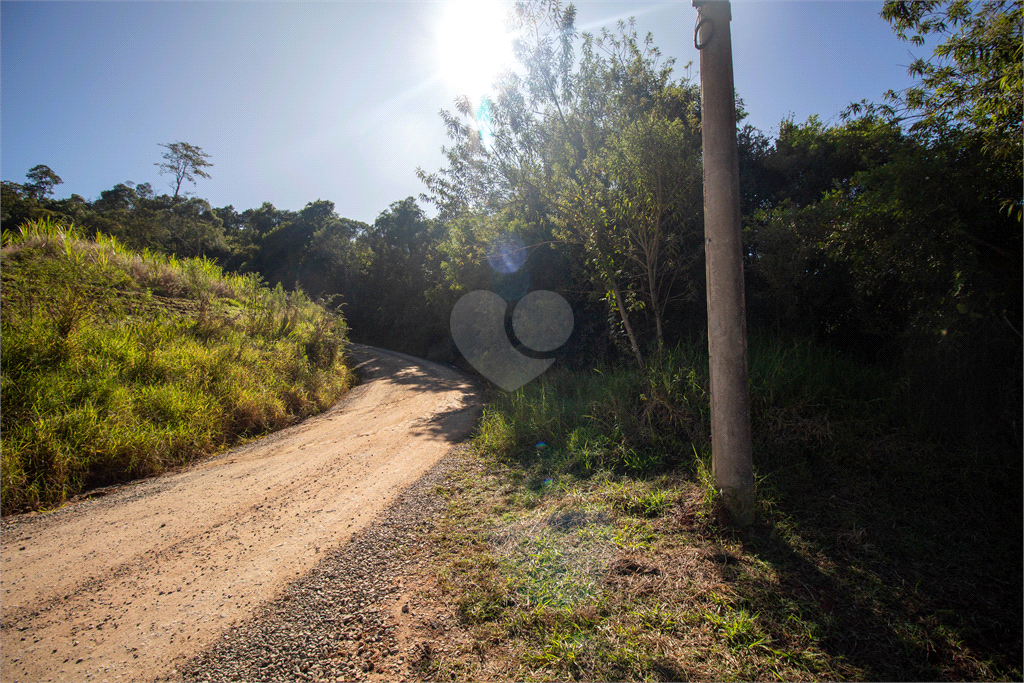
0 345 482 682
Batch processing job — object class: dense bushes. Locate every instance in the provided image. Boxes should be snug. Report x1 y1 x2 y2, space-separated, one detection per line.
474 333 902 479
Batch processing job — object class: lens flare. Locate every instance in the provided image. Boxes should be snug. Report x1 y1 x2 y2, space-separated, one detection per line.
476 98 496 151
486 232 527 274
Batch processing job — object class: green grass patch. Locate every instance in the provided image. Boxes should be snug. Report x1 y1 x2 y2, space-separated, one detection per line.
1 218 356 513
417 335 1021 681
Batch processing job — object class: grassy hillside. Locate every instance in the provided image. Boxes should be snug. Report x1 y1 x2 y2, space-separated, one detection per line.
415 339 1022 681
1 218 356 514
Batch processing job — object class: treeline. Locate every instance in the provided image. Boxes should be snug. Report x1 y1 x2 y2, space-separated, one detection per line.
1 175 452 355
3 0 1019 446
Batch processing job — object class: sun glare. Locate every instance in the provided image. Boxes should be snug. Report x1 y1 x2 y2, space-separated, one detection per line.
437 0 515 101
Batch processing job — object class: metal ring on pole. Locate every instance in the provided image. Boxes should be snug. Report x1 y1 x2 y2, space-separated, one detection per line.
694 16 715 50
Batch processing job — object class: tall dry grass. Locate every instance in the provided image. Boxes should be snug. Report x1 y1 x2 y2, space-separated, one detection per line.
1 218 356 513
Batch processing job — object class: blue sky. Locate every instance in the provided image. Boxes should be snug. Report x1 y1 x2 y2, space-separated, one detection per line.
1 1 931 226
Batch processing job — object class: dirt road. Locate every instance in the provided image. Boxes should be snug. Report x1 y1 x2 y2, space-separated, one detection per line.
0 345 482 683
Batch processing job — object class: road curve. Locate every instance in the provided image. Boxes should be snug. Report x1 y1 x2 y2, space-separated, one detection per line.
0 345 482 682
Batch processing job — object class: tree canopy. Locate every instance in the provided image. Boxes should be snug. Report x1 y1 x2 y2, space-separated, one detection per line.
418 5 709 366
156 141 214 200
24 165 63 201
881 0 1023 167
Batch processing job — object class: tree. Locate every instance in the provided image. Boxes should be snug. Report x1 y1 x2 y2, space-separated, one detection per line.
215 202 295 273
161 197 226 257
418 3 707 366
747 112 1020 354
538 24 705 364
596 107 702 351
155 141 213 200
365 197 437 273
92 183 138 214
1 166 67 232
24 165 63 201
1 182 33 232
305 215 369 295
345 198 450 356
881 0 1023 165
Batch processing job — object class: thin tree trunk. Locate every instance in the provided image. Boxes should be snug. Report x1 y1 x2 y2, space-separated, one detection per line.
610 278 644 368
654 308 664 352
646 249 664 352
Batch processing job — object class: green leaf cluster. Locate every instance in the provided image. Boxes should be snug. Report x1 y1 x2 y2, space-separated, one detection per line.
882 0 1023 165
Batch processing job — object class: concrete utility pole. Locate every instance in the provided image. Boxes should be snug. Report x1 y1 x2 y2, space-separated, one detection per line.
693 0 754 526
